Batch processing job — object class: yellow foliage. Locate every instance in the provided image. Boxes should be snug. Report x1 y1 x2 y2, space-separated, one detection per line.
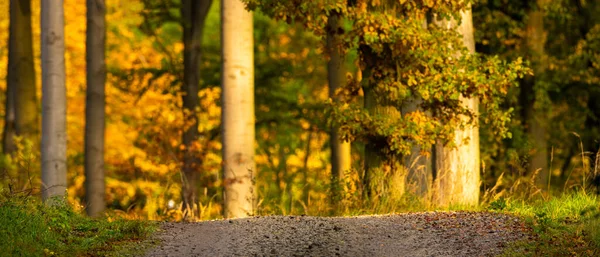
0 0 191 219
0 0 343 220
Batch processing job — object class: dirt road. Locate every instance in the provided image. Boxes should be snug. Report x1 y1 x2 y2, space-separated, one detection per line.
145 212 531 256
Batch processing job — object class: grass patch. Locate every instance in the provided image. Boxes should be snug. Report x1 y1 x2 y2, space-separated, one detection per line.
497 191 600 256
0 195 157 256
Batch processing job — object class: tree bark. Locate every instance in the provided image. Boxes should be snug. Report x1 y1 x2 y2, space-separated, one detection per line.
523 0 549 186
3 69 16 155
402 19 432 198
221 0 255 218
402 97 432 198
302 131 313 209
433 7 480 207
363 86 404 201
84 0 106 217
41 0 67 203
361 47 404 200
181 0 212 219
326 11 351 205
4 0 38 155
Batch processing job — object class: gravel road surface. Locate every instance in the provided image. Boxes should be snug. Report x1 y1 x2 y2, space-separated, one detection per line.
146 211 531 257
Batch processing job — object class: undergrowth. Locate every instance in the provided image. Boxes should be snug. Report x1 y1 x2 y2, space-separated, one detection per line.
493 191 600 256
0 193 157 256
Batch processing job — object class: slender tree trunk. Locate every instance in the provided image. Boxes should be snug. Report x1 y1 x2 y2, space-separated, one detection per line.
523 0 549 186
84 0 106 217
3 75 16 155
181 0 212 219
221 0 255 218
14 0 38 144
302 131 313 210
278 146 291 213
326 11 351 204
4 0 38 155
275 156 282 199
433 7 480 207
41 0 67 203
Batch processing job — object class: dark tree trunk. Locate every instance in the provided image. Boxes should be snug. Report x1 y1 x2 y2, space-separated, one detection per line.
84 0 107 217
523 0 549 186
4 0 38 155
181 0 212 218
361 49 404 201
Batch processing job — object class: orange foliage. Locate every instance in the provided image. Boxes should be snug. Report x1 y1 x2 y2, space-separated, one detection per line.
0 1 342 220
0 0 207 220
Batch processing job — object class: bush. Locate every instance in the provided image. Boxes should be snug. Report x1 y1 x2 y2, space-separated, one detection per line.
0 195 156 256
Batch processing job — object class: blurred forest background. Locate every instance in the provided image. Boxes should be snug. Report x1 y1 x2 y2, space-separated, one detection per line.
1 0 600 221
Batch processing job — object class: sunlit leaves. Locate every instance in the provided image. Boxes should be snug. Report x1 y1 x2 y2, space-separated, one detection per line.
248 0 528 160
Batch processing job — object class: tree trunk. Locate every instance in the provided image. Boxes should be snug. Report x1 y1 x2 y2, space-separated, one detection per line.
302 131 313 210
3 73 16 155
41 0 67 203
403 18 432 199
279 146 292 213
363 90 404 201
362 51 404 200
221 0 255 218
181 0 212 219
84 0 106 217
402 97 432 198
523 0 549 186
433 7 480 207
326 11 351 205
4 0 38 155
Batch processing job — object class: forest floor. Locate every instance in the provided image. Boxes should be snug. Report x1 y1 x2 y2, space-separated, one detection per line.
144 211 532 257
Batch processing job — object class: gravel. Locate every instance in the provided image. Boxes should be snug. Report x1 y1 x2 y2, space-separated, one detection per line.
145 211 531 257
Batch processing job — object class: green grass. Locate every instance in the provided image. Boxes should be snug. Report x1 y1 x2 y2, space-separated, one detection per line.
0 195 157 256
495 191 600 256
